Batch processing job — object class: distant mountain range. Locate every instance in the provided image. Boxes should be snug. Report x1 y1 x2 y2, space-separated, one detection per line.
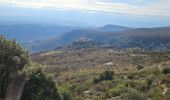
109 27 170 49
97 24 130 32
0 24 80 42
20 24 130 51
0 24 170 52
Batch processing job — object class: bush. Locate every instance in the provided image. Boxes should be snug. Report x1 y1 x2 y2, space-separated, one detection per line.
146 78 153 90
162 67 170 74
147 87 164 100
94 81 114 92
164 91 170 100
0 36 71 100
59 87 72 100
121 88 147 100
137 65 144 70
0 35 29 70
21 65 64 100
127 74 135 80
69 83 88 95
0 64 10 98
0 35 29 99
106 84 126 97
126 80 149 92
93 70 114 84
136 80 148 92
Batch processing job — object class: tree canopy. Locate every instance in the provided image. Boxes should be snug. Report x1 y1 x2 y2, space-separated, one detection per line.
0 35 67 100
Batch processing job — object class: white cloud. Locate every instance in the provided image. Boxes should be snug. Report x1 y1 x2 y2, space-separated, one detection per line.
0 0 170 17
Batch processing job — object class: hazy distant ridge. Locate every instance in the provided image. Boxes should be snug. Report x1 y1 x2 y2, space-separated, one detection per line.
0 24 170 51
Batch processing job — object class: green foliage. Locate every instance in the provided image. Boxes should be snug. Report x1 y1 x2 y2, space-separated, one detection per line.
0 36 70 100
121 88 146 100
125 80 134 88
93 77 99 84
135 80 148 92
21 65 63 100
0 35 29 98
72 96 84 100
0 64 10 98
106 84 126 97
147 88 164 100
125 79 151 92
69 83 88 95
0 35 29 69
59 87 72 100
162 67 170 74
127 74 135 80
137 65 144 70
94 81 114 92
93 70 114 84
146 78 153 90
164 91 170 100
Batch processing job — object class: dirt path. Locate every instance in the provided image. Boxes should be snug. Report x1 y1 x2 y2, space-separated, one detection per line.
5 76 27 100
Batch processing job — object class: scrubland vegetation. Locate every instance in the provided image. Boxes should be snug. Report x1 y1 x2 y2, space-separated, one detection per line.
32 48 170 100
0 36 170 100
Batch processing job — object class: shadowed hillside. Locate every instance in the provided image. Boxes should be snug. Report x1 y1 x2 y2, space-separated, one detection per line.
27 26 170 52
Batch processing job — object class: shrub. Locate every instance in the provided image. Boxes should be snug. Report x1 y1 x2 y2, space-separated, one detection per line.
72 96 84 100
136 80 148 92
93 70 114 84
94 81 114 92
59 87 72 100
121 88 147 100
126 80 149 92
93 77 100 84
0 35 29 99
106 84 126 97
164 91 170 100
21 65 63 100
127 74 135 80
137 65 144 70
0 35 29 71
147 87 163 100
162 67 170 74
69 83 88 95
0 64 10 98
146 78 153 90
125 80 136 88
0 36 71 100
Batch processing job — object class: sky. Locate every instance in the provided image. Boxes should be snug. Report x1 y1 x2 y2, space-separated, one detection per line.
0 0 170 27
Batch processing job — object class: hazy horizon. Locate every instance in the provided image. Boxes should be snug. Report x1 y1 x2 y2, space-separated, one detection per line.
0 0 170 28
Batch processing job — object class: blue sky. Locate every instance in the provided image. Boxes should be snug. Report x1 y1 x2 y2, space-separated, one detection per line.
0 0 170 27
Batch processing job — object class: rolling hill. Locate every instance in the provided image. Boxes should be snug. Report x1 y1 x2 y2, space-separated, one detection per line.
1 24 170 52
112 27 170 49
97 24 131 32
29 26 170 52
